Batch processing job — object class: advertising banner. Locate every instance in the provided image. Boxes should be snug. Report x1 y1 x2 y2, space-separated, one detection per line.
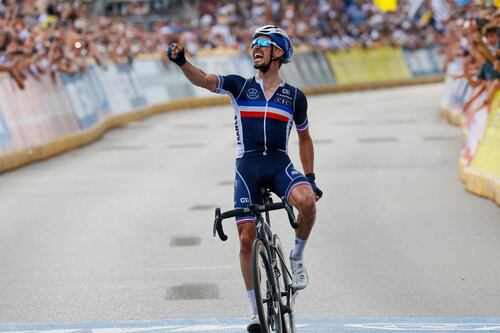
61 68 107 129
134 59 172 104
374 47 413 81
0 106 10 155
282 52 336 88
463 103 489 166
440 58 463 111
0 106 10 143
0 76 58 149
230 55 255 78
428 47 444 71
279 57 304 87
158 60 198 100
326 47 412 85
325 49 353 84
404 48 439 77
38 75 80 137
469 92 500 177
95 63 147 114
300 52 336 87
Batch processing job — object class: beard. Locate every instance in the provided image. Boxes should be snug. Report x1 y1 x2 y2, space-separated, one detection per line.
254 56 275 71
253 59 268 70
253 62 267 70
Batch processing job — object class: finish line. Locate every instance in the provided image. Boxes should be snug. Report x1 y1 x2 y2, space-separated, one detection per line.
1 318 500 333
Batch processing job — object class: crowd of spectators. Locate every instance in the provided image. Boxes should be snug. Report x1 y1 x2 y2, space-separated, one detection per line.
0 0 166 90
0 0 497 90
441 5 499 104
103 0 180 17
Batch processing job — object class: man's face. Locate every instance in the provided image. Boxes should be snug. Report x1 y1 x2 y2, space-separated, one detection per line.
485 30 497 47
251 36 283 70
252 36 272 69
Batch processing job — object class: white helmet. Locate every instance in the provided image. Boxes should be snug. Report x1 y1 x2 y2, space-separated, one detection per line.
252 25 294 63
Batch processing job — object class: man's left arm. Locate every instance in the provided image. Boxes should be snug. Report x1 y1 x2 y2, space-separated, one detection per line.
297 128 314 175
298 128 323 200
294 88 323 199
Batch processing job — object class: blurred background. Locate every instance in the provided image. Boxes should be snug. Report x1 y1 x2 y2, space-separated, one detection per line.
0 0 496 89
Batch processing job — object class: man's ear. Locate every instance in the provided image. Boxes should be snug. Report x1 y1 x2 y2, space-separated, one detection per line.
274 47 284 59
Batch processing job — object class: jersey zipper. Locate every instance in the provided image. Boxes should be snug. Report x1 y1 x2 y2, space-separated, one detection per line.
263 101 268 155
256 78 284 156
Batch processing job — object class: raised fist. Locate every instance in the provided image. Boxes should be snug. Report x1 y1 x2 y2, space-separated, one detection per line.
167 43 186 66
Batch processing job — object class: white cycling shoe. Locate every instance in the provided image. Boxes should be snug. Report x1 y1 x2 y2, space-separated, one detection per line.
290 254 309 290
247 314 261 333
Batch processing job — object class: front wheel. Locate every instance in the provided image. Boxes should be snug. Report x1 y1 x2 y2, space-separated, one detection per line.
252 239 282 333
273 235 295 333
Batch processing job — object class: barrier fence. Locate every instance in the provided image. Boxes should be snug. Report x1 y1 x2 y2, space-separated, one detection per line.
0 46 443 173
440 58 500 206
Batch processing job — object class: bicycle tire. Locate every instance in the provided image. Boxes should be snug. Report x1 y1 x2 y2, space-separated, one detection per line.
273 234 296 333
252 239 282 333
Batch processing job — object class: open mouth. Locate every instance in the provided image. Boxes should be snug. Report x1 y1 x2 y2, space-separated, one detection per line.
253 53 264 60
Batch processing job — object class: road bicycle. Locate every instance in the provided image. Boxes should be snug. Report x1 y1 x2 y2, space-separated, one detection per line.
213 188 299 333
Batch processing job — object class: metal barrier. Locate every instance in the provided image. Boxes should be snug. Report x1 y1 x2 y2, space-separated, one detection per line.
0 47 444 173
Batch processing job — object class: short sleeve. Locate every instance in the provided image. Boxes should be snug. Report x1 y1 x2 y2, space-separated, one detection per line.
293 88 308 132
215 74 247 97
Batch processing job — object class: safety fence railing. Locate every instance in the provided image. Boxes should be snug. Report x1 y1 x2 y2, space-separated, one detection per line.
0 46 443 173
440 56 500 206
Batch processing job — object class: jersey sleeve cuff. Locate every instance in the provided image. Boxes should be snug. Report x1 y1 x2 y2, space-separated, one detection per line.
213 75 223 94
296 119 309 132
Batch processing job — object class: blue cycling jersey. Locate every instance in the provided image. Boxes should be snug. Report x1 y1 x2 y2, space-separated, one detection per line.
214 75 309 158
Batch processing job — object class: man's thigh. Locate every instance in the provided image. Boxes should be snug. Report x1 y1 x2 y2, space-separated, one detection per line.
272 160 311 200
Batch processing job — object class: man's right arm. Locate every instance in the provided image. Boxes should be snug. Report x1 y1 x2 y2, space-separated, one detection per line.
168 43 217 92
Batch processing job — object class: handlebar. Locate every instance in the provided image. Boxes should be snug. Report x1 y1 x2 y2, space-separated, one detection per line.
212 197 298 241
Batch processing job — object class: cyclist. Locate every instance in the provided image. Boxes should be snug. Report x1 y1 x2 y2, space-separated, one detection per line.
167 25 323 332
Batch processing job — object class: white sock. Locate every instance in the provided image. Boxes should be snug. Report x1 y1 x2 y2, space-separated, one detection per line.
247 290 257 316
291 237 307 259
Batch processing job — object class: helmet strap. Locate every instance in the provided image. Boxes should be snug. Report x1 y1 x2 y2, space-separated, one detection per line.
259 45 279 73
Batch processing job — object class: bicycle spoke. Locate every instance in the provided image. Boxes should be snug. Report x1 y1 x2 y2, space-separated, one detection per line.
252 239 282 333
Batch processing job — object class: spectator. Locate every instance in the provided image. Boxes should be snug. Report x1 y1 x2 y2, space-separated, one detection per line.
0 0 496 91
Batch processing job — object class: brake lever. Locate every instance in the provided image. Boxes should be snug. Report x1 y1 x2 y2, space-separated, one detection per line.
281 197 298 229
213 208 228 241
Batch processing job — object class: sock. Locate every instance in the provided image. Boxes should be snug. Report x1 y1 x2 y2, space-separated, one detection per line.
247 290 257 316
291 237 307 259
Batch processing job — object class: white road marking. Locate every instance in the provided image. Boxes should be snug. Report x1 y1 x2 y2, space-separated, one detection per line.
92 327 182 333
161 265 234 272
346 323 500 331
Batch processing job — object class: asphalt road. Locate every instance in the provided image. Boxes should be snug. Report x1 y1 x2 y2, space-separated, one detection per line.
1 83 499 324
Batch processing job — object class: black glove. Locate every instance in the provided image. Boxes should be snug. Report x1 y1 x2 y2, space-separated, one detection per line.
167 43 186 67
306 173 323 199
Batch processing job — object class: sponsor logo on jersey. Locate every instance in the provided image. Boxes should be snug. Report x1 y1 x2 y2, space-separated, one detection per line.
276 97 291 106
282 88 291 95
234 115 241 144
240 197 250 204
246 88 260 100
277 92 293 100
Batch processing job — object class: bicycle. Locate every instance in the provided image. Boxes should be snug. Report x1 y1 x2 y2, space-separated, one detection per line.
213 188 299 333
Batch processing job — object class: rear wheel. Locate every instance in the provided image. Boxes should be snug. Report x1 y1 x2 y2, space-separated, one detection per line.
252 239 282 333
273 235 295 333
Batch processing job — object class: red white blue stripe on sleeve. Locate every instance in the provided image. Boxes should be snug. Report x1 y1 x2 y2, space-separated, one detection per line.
296 119 309 131
215 75 224 93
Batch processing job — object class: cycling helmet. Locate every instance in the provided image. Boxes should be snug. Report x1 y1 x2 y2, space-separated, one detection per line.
252 25 294 63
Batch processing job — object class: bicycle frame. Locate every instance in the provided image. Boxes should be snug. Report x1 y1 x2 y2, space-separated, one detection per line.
213 189 299 332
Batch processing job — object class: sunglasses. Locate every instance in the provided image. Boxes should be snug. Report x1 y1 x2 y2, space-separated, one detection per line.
251 38 280 49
